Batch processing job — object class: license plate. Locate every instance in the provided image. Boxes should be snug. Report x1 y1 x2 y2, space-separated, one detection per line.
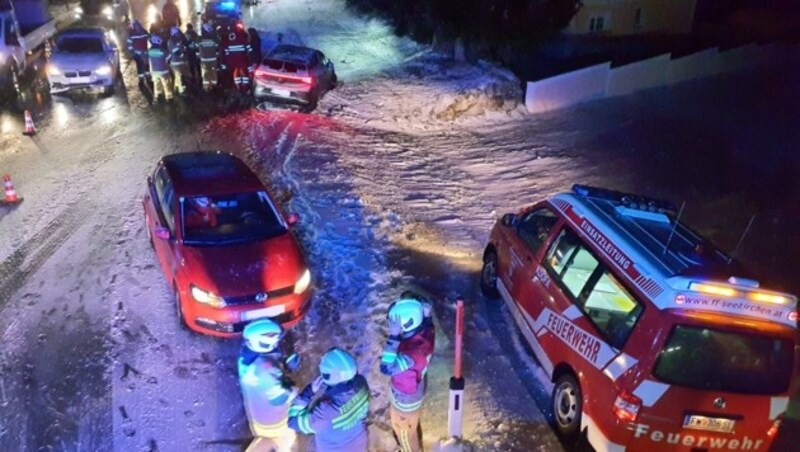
271 88 291 97
241 305 285 321
683 415 736 433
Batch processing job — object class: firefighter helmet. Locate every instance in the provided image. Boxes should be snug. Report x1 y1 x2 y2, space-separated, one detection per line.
242 319 283 353
387 297 424 334
319 347 357 386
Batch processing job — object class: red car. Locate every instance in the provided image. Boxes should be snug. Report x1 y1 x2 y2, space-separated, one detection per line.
142 151 312 337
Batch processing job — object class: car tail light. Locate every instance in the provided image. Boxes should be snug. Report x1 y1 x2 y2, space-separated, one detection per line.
612 390 642 422
300 75 313 84
767 419 781 437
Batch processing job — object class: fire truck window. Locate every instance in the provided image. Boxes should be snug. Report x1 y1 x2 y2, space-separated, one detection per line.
584 269 643 349
546 228 599 299
517 208 558 255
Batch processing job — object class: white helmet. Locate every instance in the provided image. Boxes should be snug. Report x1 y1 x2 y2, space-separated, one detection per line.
202 22 214 34
388 296 424 334
243 319 283 353
170 26 181 37
150 35 163 46
319 347 358 386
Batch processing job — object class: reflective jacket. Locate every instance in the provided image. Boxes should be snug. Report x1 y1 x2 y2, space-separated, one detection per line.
198 31 219 65
220 28 251 70
238 347 297 438
288 375 370 452
148 44 170 74
127 26 149 55
167 34 188 66
380 318 435 412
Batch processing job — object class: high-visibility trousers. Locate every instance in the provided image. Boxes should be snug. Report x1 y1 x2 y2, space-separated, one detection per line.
391 404 422 452
247 419 295 452
232 66 251 92
201 62 218 91
152 71 173 100
170 63 189 94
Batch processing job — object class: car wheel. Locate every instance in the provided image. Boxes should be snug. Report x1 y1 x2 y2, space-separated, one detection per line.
552 373 582 439
480 250 500 299
174 286 189 330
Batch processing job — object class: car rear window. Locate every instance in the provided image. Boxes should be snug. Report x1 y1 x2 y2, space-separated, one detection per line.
57 37 104 53
261 59 307 74
181 191 286 246
652 325 794 395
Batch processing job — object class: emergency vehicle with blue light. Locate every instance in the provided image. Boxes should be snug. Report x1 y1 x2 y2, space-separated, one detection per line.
480 185 797 451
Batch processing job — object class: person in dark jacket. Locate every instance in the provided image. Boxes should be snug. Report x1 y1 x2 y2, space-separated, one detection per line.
239 319 299 452
289 347 370 452
126 20 150 86
161 0 181 28
220 22 252 92
247 27 261 69
380 292 435 452
167 26 189 95
184 23 201 84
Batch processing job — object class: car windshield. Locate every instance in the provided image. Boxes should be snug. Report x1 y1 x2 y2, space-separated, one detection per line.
181 191 286 245
56 37 104 53
652 325 794 395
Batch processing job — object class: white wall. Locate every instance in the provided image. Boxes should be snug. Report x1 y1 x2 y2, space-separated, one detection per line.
525 63 610 114
606 53 670 97
526 42 783 113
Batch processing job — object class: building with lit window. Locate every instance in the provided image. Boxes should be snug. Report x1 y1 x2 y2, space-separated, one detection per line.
564 0 697 35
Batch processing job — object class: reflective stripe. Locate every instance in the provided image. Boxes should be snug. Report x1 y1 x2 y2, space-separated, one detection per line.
391 392 423 412
332 388 369 430
297 412 314 434
288 405 303 417
381 351 397 363
252 418 289 436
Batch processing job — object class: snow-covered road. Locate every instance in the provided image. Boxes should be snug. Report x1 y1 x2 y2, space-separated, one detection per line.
1 0 798 450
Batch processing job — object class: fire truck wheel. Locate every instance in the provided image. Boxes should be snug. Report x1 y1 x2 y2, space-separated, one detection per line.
480 250 500 299
552 373 582 438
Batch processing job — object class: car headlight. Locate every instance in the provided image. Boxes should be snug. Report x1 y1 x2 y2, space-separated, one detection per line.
47 64 61 76
95 65 112 76
190 285 226 308
102 6 113 16
294 269 311 294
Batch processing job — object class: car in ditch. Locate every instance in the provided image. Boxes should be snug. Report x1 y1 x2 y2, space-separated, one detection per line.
480 184 798 452
142 151 312 337
46 26 121 95
253 44 337 111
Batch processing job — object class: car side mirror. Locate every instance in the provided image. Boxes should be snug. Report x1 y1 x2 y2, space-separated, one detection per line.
287 213 300 226
501 213 517 227
155 227 171 240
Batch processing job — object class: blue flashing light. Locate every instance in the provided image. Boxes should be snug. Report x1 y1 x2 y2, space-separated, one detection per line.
572 184 676 213
220 1 237 10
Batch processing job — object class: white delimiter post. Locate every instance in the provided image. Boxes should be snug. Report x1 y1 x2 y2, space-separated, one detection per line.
447 299 465 439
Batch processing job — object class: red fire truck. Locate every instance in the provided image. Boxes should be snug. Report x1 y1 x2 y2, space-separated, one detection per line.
480 185 797 451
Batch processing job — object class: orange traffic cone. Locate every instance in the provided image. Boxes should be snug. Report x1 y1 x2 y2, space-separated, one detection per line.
1 174 22 205
23 110 36 136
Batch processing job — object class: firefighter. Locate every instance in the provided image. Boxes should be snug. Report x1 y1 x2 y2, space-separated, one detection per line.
289 348 370 452
126 20 149 87
197 21 220 92
220 22 252 93
380 292 435 452
184 23 201 85
247 27 261 67
239 319 300 452
147 34 173 101
167 26 190 95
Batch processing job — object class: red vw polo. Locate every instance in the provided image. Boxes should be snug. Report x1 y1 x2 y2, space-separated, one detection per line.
142 151 312 337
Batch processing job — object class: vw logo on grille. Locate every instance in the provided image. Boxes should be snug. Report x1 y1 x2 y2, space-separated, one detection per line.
714 397 726 409
255 292 268 303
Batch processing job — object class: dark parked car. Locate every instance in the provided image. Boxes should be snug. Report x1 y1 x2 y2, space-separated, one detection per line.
253 44 337 111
